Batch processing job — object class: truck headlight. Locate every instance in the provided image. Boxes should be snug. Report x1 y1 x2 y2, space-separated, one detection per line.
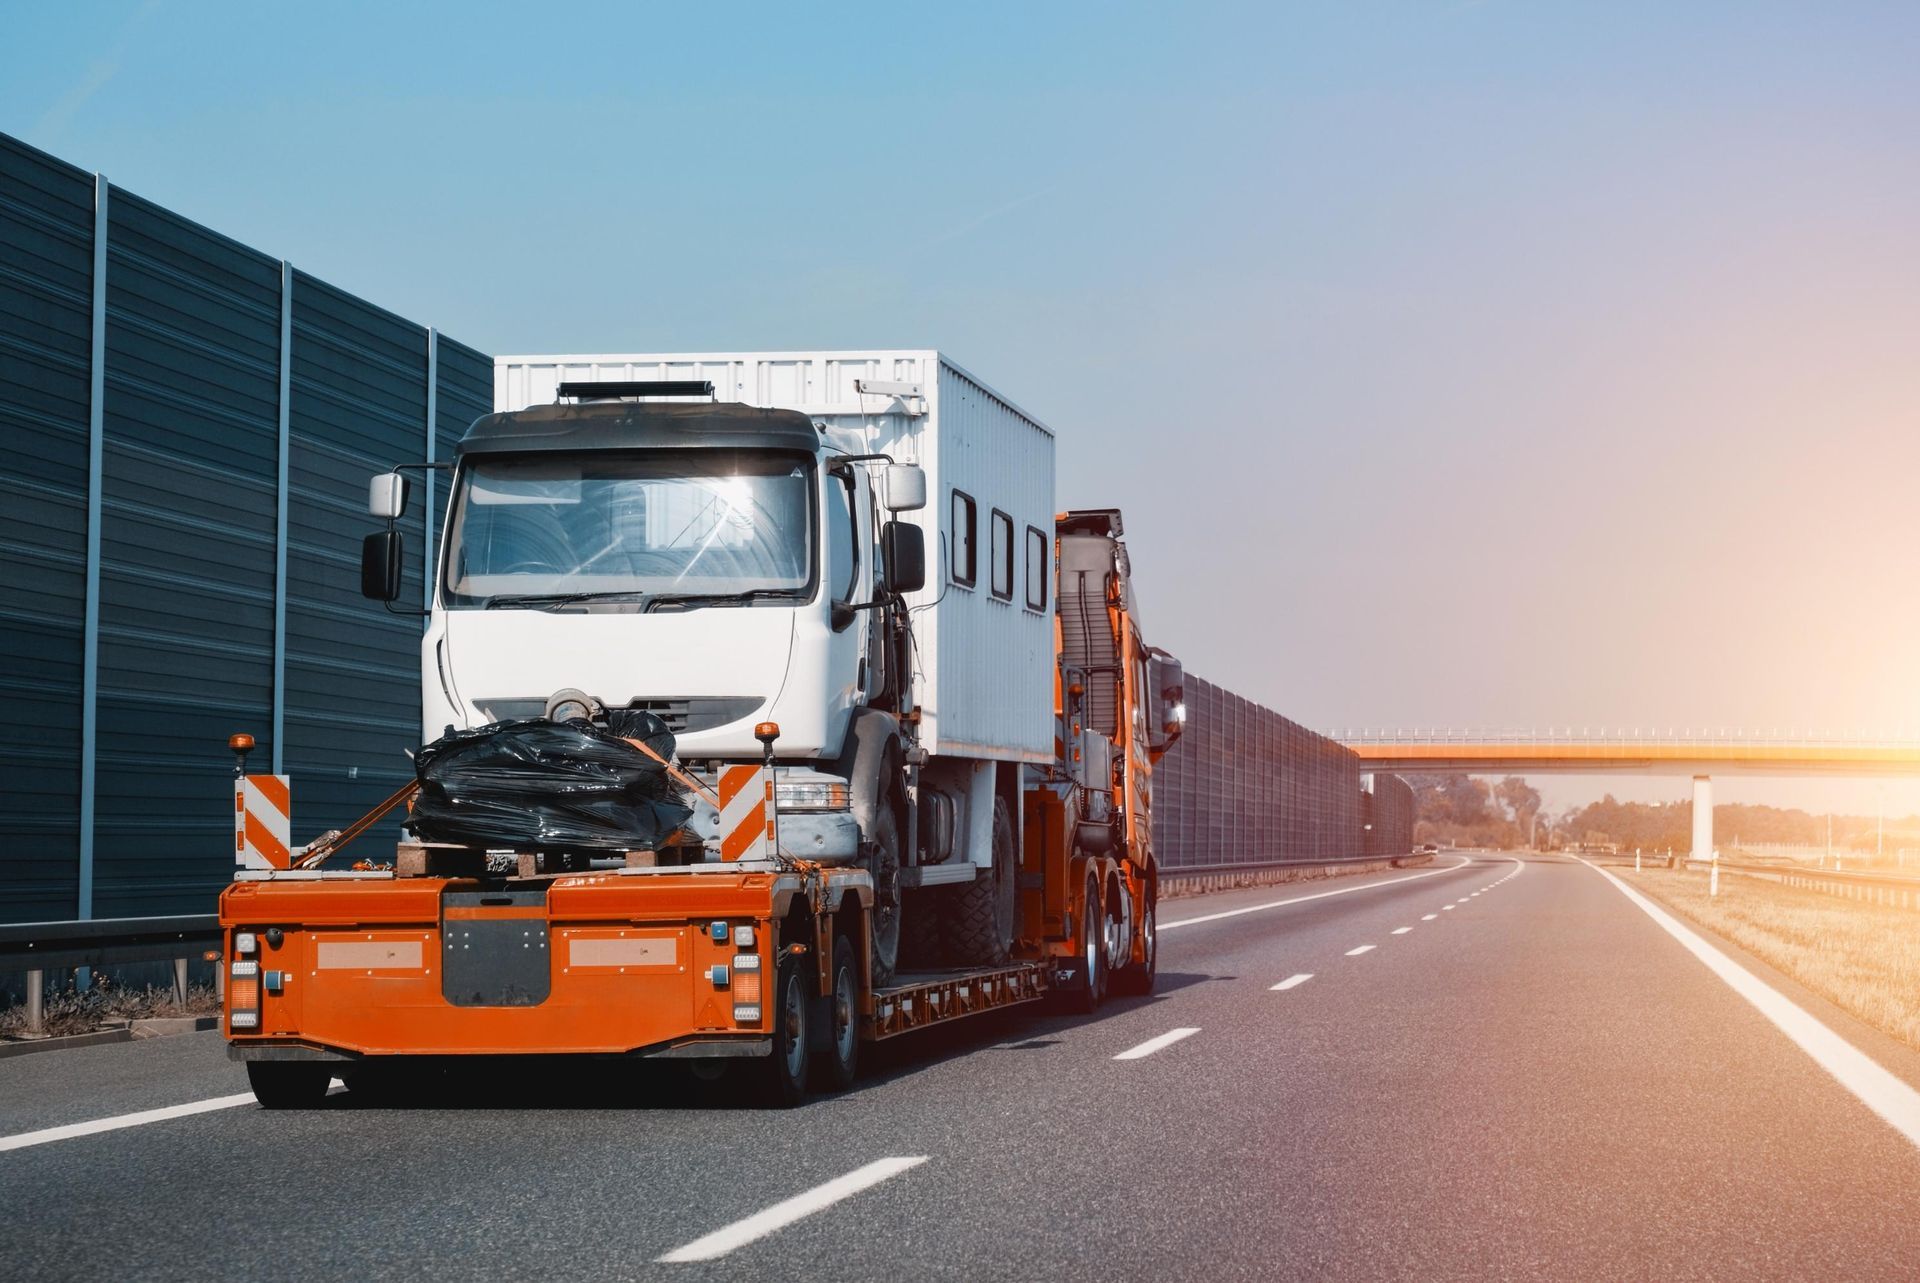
775 780 850 811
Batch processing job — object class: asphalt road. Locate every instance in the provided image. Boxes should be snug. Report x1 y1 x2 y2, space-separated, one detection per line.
7 852 1920 1281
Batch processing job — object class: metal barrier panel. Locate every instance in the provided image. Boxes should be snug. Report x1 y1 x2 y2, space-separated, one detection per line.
0 136 93 920
0 129 488 923
94 188 282 916
283 271 433 855
1151 673 1407 871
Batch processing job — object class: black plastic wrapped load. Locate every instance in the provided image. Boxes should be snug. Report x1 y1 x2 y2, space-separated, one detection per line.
411 711 692 852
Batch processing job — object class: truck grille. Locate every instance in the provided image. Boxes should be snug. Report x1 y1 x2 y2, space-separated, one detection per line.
629 697 764 734
474 697 764 734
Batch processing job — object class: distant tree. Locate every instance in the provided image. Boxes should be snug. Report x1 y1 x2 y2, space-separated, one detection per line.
1495 776 1542 828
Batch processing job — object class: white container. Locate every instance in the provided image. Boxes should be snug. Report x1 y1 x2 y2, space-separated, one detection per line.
492 351 1056 764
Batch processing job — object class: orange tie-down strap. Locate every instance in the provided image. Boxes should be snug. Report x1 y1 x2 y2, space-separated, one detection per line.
621 737 724 808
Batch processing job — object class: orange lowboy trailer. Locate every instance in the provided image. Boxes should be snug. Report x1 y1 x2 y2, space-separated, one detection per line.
222 509 1182 1107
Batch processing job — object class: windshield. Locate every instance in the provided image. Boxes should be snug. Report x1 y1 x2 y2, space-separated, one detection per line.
442 450 816 609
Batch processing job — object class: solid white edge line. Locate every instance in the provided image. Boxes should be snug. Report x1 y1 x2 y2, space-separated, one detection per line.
1113 1027 1201 1061
1270 974 1314 991
657 1156 929 1262
1160 857 1474 931
1579 857 1920 1151
1345 945 1375 956
0 1092 258 1153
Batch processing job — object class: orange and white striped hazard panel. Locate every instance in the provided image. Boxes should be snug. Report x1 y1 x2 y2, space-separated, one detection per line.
234 774 292 870
716 765 777 861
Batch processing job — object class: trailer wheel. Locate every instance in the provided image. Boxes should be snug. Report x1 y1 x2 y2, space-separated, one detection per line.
246 1061 331 1110
755 951 812 1108
943 796 1016 965
811 932 860 1093
1069 871 1108 1013
1112 876 1157 996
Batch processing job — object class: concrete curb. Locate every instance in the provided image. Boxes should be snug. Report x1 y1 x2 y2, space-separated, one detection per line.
0 1015 217 1059
0 1028 134 1059
131 1016 219 1039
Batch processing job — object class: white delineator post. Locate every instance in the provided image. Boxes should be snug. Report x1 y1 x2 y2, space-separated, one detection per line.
1635 848 1641 872
1691 775 1713 863
1710 849 1720 897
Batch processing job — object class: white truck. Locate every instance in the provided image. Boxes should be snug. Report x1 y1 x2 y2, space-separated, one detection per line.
372 351 1056 981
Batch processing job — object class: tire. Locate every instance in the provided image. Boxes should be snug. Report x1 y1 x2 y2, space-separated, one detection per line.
1112 873 1157 996
1067 871 1108 1014
754 951 812 1108
943 796 1017 966
246 1061 331 1110
866 805 904 986
810 932 860 1093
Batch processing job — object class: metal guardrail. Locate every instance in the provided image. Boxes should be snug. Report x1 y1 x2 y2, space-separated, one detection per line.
1693 860 1920 909
1330 727 1920 749
1 914 220 1036
1160 851 1426 886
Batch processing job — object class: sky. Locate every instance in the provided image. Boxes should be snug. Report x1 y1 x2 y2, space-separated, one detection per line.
7 1 1920 815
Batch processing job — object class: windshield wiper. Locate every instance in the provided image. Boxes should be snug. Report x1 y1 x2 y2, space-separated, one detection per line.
483 590 652 611
645 589 802 613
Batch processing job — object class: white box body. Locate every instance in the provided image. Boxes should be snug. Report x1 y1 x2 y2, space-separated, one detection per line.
491 351 1055 764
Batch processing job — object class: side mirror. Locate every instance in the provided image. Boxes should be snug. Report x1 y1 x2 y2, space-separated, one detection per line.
369 472 410 520
883 464 927 512
1147 653 1186 750
881 520 926 594
361 530 404 602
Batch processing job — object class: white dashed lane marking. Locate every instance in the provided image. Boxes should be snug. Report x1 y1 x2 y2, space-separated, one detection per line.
1114 1028 1202 1061
657 1157 930 1262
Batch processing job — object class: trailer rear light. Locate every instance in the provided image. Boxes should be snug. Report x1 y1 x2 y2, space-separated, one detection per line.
229 961 260 1030
730 954 762 1023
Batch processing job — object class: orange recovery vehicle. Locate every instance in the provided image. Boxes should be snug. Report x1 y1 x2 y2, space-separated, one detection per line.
221 507 1185 1107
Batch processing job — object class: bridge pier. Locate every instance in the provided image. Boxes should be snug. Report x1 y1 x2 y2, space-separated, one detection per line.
1691 774 1713 862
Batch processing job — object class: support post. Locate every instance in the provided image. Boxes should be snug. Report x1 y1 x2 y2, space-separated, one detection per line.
1691 775 1713 863
78 173 109 928
26 969 44 1035
271 261 292 773
422 327 438 613
172 957 188 1005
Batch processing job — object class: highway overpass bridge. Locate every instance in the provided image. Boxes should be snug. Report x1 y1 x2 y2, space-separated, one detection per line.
1335 732 1920 859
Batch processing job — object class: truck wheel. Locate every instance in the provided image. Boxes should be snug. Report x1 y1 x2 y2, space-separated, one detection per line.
1112 875 1157 996
867 805 903 986
943 796 1016 965
755 951 812 1108
1068 871 1108 1013
246 1061 331 1110
810 932 860 1093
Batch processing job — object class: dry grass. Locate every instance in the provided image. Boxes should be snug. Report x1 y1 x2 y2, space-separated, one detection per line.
1620 867 1920 1051
0 975 219 1040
